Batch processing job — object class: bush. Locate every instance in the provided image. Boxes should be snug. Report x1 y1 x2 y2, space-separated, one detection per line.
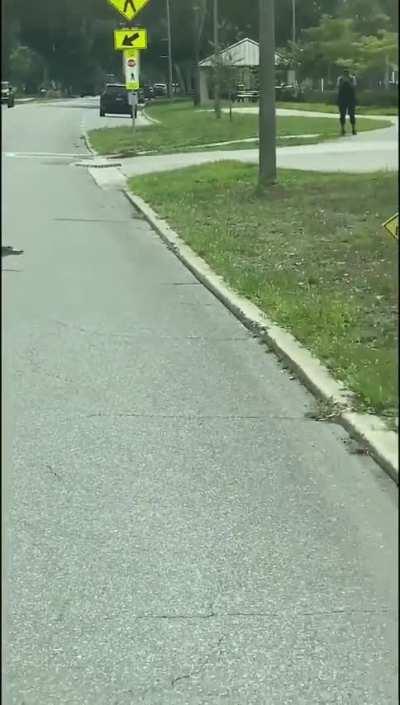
356 89 398 107
275 86 306 102
151 96 189 105
296 88 398 107
301 90 337 104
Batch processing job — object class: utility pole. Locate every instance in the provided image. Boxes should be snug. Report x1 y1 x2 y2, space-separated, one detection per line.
166 0 173 98
291 0 296 86
258 0 277 186
292 0 296 45
213 0 221 118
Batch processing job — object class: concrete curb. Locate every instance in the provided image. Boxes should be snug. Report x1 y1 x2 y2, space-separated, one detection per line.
81 126 97 156
76 159 122 168
15 97 36 104
142 108 161 125
124 188 398 483
81 112 153 161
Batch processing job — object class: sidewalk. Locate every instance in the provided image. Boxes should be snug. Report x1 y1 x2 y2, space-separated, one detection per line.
113 121 398 178
15 97 36 104
228 106 398 123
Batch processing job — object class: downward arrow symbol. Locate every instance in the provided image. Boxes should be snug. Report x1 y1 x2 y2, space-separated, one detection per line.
122 32 140 46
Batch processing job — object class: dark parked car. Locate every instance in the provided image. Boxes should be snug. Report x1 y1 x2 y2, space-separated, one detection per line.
143 84 154 100
138 89 150 105
1 81 15 108
80 84 96 97
99 84 137 117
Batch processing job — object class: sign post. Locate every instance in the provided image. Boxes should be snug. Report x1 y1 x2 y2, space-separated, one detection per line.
123 49 140 134
107 0 150 145
128 90 138 131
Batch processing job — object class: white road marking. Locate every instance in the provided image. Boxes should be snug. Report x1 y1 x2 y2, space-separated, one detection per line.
3 152 92 159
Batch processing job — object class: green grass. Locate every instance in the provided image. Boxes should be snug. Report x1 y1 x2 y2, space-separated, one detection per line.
89 101 391 156
128 163 398 420
276 101 398 116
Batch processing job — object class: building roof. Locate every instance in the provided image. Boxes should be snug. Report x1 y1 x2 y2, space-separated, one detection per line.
199 38 280 68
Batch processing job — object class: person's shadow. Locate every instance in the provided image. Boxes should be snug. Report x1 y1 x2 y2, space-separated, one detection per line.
1 246 24 257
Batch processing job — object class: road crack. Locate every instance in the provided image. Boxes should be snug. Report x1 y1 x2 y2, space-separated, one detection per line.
130 607 394 622
171 637 223 688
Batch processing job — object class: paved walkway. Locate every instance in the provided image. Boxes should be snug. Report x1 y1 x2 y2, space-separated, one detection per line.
115 120 397 178
76 100 397 177
224 106 398 123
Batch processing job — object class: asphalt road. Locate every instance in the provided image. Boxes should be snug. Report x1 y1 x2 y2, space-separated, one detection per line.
2 99 398 705
81 95 151 130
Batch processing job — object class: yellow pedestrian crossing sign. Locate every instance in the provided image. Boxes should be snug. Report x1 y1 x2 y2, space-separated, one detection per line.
382 213 398 240
107 0 150 21
114 28 147 50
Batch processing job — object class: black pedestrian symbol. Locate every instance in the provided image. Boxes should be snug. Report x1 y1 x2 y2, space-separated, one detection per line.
123 0 136 12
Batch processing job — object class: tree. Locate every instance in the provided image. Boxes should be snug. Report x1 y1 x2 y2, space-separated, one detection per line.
10 45 45 92
339 0 394 34
296 8 398 87
297 16 362 81
193 0 208 105
2 0 20 77
356 30 398 85
3 0 397 96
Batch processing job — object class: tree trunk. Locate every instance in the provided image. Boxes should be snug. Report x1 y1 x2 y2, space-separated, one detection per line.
184 65 192 95
192 1 207 107
384 55 390 89
174 63 186 95
193 49 200 105
193 20 201 105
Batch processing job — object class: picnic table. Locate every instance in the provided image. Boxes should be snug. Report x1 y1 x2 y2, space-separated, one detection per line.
235 91 259 103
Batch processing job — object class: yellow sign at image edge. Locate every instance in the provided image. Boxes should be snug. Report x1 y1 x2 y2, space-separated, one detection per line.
114 28 147 50
382 213 399 240
107 0 151 21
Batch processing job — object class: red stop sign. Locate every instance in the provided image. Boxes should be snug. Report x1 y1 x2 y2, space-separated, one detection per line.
127 59 136 68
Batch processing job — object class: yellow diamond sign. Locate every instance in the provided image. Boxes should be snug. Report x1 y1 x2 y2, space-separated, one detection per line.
382 213 398 240
107 0 150 21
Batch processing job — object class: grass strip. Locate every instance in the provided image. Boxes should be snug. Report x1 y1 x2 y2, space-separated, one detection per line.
89 101 390 156
128 163 398 420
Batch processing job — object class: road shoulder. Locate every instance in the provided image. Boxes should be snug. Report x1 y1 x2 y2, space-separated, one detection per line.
122 186 398 482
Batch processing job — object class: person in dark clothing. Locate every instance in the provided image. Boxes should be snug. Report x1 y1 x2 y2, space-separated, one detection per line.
337 69 357 136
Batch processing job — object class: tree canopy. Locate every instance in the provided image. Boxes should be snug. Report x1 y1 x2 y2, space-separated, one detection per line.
2 0 398 93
